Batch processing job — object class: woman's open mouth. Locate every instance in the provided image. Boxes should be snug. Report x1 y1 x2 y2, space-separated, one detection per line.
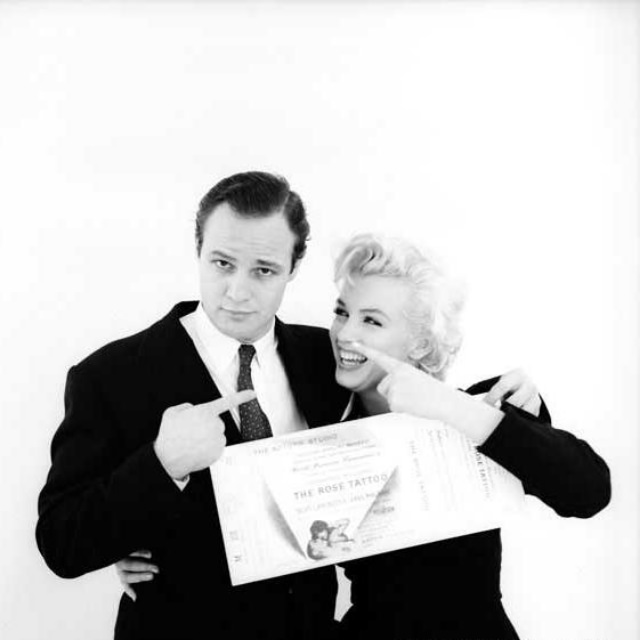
338 348 368 369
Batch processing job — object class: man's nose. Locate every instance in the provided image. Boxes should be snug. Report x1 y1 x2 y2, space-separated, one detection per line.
225 274 251 303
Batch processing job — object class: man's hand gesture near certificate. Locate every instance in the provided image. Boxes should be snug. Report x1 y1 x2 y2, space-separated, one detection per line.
154 390 256 480
351 341 540 445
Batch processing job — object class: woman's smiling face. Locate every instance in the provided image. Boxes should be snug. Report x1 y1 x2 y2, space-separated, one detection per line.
329 274 416 394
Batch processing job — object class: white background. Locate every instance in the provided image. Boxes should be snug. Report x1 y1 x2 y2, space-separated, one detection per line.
0 2 637 639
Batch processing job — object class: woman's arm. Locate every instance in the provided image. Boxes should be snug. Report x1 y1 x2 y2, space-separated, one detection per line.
477 399 610 518
465 374 610 517
353 343 611 519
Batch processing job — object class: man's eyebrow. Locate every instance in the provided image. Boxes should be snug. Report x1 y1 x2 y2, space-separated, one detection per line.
208 250 236 262
255 259 283 270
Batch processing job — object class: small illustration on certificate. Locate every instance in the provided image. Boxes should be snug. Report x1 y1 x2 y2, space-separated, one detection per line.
210 413 524 585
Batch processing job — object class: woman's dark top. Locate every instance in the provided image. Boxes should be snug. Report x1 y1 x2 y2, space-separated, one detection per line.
338 377 611 640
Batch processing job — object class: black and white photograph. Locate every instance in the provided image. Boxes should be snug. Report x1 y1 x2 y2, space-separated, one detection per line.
0 1 637 639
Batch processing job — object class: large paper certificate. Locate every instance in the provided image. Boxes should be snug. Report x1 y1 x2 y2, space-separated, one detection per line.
210 413 523 586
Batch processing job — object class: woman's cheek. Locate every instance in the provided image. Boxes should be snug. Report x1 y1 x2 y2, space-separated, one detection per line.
368 363 388 386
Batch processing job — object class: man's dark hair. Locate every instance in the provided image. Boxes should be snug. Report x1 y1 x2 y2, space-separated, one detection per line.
195 171 310 271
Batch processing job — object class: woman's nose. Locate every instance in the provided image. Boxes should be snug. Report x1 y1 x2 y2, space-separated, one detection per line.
336 318 360 343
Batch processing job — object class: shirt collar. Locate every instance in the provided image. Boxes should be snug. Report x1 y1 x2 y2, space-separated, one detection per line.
194 303 277 371
340 393 356 421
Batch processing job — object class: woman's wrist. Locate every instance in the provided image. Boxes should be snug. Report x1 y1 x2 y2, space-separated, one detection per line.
442 387 504 444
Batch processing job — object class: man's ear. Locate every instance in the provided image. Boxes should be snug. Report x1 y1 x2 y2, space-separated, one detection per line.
288 259 301 281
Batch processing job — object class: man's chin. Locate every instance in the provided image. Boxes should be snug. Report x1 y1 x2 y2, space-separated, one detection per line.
215 316 247 336
215 315 269 343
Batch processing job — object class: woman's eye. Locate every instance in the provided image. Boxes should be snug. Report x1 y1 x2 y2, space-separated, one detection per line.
364 316 382 327
333 307 347 318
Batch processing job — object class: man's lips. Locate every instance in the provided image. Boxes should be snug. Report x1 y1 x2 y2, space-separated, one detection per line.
221 308 254 318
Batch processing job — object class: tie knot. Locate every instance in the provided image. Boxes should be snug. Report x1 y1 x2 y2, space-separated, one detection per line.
238 343 256 368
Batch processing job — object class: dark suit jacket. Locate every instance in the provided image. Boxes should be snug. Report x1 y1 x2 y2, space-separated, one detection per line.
338 378 611 640
36 301 350 640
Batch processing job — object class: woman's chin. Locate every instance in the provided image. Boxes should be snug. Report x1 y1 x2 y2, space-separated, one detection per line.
335 367 356 391
335 366 370 393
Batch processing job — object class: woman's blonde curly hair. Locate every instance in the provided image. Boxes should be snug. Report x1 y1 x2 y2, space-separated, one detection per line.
334 234 466 380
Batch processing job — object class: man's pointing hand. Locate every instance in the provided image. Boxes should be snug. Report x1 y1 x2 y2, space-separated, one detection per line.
154 390 256 480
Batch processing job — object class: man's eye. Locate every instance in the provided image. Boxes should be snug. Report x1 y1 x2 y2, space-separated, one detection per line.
256 267 275 277
364 316 382 327
213 259 232 270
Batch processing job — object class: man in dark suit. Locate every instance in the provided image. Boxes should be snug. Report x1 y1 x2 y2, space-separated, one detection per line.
37 171 549 639
36 171 351 639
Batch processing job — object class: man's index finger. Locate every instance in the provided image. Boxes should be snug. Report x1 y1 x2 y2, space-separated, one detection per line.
205 390 257 416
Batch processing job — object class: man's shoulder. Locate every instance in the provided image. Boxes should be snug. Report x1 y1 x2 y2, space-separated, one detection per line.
280 321 330 340
74 326 148 372
275 319 338 378
276 320 332 355
73 301 196 376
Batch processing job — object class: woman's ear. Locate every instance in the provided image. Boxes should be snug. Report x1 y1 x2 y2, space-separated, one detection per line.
408 342 429 364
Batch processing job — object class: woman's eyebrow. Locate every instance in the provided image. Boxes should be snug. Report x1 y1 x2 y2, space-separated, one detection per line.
359 307 390 319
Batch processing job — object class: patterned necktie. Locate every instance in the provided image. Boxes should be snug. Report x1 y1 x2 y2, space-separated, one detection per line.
236 344 273 441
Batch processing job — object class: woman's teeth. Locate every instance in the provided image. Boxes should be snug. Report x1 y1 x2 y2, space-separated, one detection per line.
339 349 368 368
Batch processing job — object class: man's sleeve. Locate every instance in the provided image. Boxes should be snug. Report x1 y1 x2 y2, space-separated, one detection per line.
466 376 611 518
36 364 187 579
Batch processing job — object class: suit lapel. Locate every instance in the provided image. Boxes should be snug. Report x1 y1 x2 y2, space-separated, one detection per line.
275 319 315 426
137 307 347 503
275 318 349 429
142 307 345 434
139 301 242 443
138 302 242 500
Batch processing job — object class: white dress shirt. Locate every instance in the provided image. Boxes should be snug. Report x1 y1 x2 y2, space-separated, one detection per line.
180 303 308 436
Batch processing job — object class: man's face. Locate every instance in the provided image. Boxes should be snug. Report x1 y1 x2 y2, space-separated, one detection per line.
198 202 298 343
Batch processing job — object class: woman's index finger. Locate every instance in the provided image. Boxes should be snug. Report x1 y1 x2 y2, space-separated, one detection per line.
351 341 403 373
